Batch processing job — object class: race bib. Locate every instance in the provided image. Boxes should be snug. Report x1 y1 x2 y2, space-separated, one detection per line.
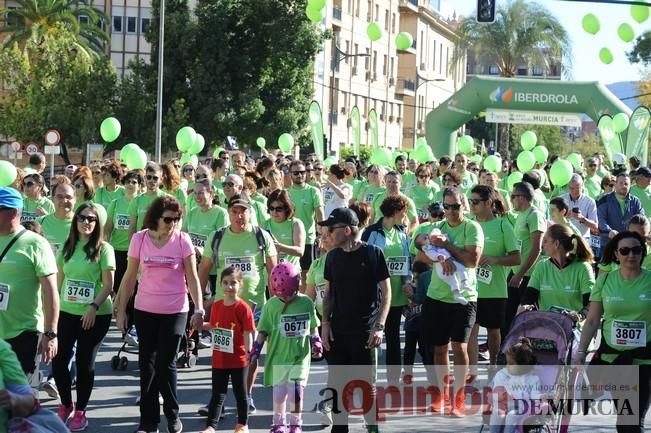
550 305 570 315
280 313 310 338
64 279 94 304
116 214 130 230
211 328 234 353
590 236 601 249
324 190 334 202
189 233 207 248
476 265 493 284
387 256 409 276
364 193 375 204
225 256 256 276
611 320 647 348
0 283 9 311
20 212 37 223
278 253 288 263
315 283 326 307
417 208 429 220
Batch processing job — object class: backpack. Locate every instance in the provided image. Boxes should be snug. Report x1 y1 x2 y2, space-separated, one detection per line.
211 226 267 261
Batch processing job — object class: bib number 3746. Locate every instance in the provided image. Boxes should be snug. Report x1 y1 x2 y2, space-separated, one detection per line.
65 280 94 304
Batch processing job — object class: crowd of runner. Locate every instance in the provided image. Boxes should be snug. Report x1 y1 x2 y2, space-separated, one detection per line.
0 148 649 433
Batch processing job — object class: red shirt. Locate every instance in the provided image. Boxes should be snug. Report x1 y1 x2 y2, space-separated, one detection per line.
210 299 255 368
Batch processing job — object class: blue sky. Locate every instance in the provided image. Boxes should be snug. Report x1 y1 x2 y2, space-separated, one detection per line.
449 0 650 85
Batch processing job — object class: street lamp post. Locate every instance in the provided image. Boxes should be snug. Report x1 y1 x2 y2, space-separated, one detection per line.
328 39 369 155
154 0 165 163
413 71 445 147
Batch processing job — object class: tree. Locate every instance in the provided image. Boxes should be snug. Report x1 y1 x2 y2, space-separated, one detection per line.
0 0 108 57
628 31 651 66
509 124 564 158
450 0 572 156
0 25 116 164
189 0 322 149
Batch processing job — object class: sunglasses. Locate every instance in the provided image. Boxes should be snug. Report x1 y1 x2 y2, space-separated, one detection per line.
223 181 236 188
313 168 323 172
589 164 597 168
92 171 101 175
369 170 379 174
146 175 159 181
468 198 487 206
77 214 98 223
161 216 181 224
292 171 306 175
23 181 36 187
618 246 643 256
443 203 462 210
195 175 208 180
510 194 525 199
327 225 348 233
183 167 195 173
268 206 286 213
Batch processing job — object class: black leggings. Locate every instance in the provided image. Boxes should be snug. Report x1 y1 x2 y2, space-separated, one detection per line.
113 250 128 295
403 329 433 367
384 306 404 383
616 365 650 433
134 309 187 431
53 311 111 410
206 367 248 429
503 273 530 339
6 330 39 376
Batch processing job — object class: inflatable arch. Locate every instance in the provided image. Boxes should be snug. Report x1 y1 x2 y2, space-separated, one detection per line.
425 76 632 157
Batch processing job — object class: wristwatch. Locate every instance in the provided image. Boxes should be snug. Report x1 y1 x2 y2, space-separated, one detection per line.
194 308 205 316
44 331 57 340
373 323 385 331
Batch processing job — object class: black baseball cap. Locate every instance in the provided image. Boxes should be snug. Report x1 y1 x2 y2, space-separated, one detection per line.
636 167 651 178
227 194 252 210
317 207 359 227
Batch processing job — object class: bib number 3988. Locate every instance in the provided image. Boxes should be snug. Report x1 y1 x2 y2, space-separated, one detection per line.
225 257 256 276
611 320 646 348
280 313 310 338
211 328 234 353
65 279 94 304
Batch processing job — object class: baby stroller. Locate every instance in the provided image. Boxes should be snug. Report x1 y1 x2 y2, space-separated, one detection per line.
111 290 138 371
176 297 199 368
483 310 582 433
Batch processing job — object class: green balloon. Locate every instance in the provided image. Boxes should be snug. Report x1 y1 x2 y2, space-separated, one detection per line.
631 5 649 24
470 154 482 164
256 137 266 148
483 155 501 173
599 117 615 141
369 148 392 166
367 22 382 42
599 47 614 65
307 0 325 9
176 126 196 152
613 112 630 133
582 13 600 35
618 23 635 43
412 143 434 163
415 137 427 148
567 153 583 171
126 147 147 170
120 143 139 162
395 32 413 50
0 160 17 187
100 117 121 143
520 130 537 151
457 135 474 154
187 133 205 155
550 159 573 187
507 172 523 192
212 147 225 158
306 6 324 23
323 156 338 168
532 146 549 164
278 133 294 153
179 153 198 168
516 151 535 173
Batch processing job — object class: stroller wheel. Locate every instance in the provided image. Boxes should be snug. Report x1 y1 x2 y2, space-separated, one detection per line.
177 354 187 367
119 356 129 370
188 339 196 351
111 355 120 370
187 354 197 368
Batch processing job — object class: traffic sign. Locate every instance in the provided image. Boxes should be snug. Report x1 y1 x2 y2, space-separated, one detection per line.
44 129 61 146
44 145 60 155
10 141 21 152
25 142 39 156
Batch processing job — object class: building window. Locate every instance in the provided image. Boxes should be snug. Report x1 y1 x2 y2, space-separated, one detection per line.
390 56 394 78
391 13 396 33
365 48 370 70
126 16 137 33
432 43 436 70
366 0 371 20
372 50 377 76
112 16 123 33
533 66 543 76
78 15 89 24
446 47 449 77
517 67 528 76
439 43 443 75
383 54 387 76
355 0 360 17
375 5 379 21
489 65 499 75
353 43 359 68
7 7 23 27
141 18 151 33
344 40 350 64
384 10 389 31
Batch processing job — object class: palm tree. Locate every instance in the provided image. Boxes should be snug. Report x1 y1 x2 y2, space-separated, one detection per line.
450 0 572 155
0 0 109 57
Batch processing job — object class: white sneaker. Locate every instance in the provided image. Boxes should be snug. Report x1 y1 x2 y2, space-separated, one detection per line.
41 378 60 399
126 329 139 347
135 395 164 405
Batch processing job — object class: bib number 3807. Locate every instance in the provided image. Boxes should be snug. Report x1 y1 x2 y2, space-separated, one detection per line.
612 320 646 348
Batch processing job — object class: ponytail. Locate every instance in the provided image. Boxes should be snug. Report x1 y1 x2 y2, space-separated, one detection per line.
571 233 594 263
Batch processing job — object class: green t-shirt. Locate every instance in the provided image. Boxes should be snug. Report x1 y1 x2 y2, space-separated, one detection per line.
204 227 277 307
38 214 72 255
630 184 651 215
306 255 326 316
0 230 58 339
371 192 418 227
514 207 546 277
182 205 228 250
287 185 323 244
584 175 602 201
459 170 477 195
591 270 651 364
95 186 125 210
410 185 438 220
107 196 134 251
128 190 169 232
21 196 55 222
382 227 410 307
615 195 626 216
400 171 417 192
474 217 519 299
251 193 268 207
257 294 319 386
356 184 384 205
532 190 548 216
265 218 303 270
347 178 363 200
73 200 107 227
162 187 187 209
0 339 30 430
426 219 483 303
528 258 594 313
56 241 115 316
252 201 270 228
